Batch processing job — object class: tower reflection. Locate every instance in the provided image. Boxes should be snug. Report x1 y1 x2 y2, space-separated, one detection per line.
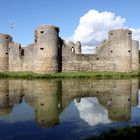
0 79 138 127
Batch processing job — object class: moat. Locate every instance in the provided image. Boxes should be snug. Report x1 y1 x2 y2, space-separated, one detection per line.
0 78 140 140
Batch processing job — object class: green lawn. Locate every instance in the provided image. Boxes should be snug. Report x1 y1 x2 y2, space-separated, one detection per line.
0 71 139 79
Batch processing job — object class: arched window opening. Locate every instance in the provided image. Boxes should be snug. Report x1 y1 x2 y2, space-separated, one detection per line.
71 47 75 53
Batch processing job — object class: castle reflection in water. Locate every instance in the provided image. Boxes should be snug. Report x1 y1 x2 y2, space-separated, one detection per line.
0 79 139 127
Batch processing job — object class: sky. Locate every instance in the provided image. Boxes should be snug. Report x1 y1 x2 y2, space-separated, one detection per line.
0 0 140 53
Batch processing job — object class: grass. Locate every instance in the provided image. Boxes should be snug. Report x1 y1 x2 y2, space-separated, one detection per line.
0 71 139 79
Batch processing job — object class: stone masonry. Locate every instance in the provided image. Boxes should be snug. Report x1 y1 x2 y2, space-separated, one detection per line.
0 25 139 74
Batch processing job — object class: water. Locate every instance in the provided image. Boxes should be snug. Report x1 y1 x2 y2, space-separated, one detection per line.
0 79 139 140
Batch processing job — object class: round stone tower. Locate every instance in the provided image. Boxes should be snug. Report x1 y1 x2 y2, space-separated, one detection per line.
34 25 59 74
0 34 12 71
108 29 132 72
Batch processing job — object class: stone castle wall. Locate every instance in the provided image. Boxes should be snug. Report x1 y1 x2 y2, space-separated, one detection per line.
0 34 12 71
62 53 113 72
62 40 113 72
132 40 139 71
62 29 139 72
0 25 139 73
9 43 34 71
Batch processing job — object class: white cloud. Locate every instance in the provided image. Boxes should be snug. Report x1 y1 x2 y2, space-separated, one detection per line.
131 28 140 41
75 97 111 126
70 10 126 53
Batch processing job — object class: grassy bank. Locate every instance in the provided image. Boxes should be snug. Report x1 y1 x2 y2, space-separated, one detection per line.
0 71 139 79
89 126 140 140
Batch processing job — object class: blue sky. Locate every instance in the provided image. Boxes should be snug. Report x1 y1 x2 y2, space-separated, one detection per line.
0 0 140 50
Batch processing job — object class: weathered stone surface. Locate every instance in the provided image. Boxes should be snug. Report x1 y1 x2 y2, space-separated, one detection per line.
33 25 60 74
0 25 139 73
132 40 139 71
0 34 12 71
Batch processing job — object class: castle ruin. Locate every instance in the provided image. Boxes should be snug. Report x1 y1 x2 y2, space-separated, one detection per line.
0 25 139 74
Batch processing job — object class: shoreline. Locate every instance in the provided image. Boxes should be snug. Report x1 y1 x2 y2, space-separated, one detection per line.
0 71 139 79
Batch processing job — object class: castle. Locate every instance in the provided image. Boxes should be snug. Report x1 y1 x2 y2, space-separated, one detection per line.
0 25 139 74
